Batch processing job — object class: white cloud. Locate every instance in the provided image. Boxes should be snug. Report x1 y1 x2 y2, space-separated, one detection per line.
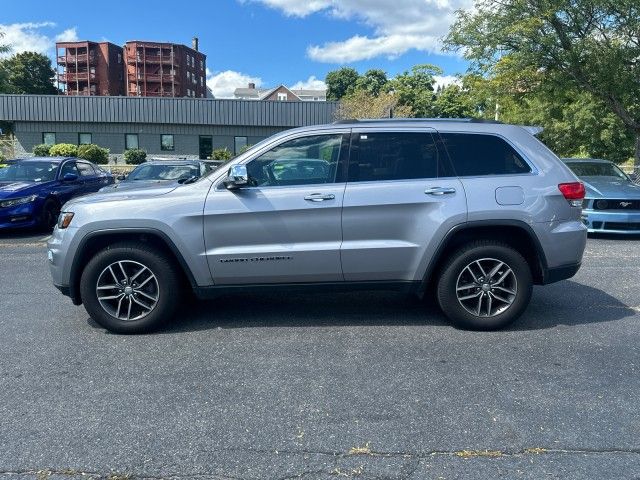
290 75 326 91
0 22 80 58
433 74 461 89
55 27 79 43
245 0 473 63
206 69 263 98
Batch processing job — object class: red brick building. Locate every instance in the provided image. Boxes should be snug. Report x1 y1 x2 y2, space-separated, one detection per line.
124 39 206 98
56 41 125 96
55 38 206 98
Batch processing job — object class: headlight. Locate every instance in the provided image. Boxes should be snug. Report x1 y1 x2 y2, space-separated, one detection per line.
0 194 37 208
57 212 74 229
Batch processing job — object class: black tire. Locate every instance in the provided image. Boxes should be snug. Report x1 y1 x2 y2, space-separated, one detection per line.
80 242 181 334
436 241 533 331
39 198 60 232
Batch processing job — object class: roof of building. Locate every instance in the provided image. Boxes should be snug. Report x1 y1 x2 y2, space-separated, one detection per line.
234 86 326 99
0 95 339 127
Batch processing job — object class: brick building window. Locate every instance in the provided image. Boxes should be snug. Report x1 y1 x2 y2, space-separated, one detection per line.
43 132 56 145
161 134 175 151
79 133 92 145
125 134 139 150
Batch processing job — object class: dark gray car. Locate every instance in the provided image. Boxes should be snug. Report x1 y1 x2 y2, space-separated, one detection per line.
48 119 587 333
99 160 219 193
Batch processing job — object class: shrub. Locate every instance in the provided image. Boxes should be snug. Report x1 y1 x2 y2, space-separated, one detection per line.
33 144 51 156
49 143 78 157
124 148 147 165
239 144 254 154
78 144 109 164
210 147 232 161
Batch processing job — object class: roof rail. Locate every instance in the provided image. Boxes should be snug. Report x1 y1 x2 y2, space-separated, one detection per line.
333 118 503 125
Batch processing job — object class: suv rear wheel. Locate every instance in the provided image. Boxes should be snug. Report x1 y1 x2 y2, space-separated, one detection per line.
80 242 180 333
436 241 533 330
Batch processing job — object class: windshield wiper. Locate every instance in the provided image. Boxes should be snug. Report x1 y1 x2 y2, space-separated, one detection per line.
178 176 199 185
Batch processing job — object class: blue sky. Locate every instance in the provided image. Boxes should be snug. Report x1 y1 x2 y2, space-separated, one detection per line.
1 0 472 97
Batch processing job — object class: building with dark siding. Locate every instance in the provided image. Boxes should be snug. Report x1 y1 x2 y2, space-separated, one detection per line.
0 95 339 161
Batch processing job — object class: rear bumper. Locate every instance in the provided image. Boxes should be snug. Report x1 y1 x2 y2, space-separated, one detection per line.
583 209 640 234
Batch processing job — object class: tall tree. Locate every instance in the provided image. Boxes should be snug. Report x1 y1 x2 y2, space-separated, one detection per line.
325 67 360 101
433 83 477 119
445 0 640 167
355 69 389 97
389 64 442 117
0 30 10 92
1 52 57 95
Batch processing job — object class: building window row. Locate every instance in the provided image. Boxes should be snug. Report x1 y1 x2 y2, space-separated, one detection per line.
42 133 246 154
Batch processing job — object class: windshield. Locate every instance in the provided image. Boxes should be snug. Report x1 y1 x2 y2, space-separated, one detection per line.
127 164 200 181
0 162 58 182
567 162 629 180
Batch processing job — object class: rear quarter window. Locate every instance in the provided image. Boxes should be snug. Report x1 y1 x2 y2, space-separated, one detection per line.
440 133 531 177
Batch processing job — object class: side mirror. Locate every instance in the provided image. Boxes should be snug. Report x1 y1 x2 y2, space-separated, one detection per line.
117 174 126 181
62 173 79 182
224 164 248 189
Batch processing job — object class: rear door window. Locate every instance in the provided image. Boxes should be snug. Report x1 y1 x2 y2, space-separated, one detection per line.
348 132 451 182
439 133 531 177
77 162 96 177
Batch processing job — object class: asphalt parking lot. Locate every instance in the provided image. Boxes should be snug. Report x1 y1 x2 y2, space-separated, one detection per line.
0 232 638 480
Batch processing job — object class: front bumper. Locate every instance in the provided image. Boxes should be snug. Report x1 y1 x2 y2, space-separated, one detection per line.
0 203 39 229
47 225 82 304
582 209 640 234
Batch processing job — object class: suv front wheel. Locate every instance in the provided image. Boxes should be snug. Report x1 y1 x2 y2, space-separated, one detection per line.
436 241 533 330
80 242 180 333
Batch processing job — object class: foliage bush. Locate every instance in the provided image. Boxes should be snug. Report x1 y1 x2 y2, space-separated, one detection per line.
78 144 109 164
49 143 78 157
124 148 147 165
239 144 254 154
32 144 51 156
210 148 232 161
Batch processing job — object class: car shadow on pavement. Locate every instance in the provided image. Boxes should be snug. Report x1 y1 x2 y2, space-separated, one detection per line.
148 279 635 334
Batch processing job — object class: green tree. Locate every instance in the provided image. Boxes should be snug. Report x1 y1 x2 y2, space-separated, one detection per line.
325 67 360 101
0 30 10 92
335 90 413 120
389 64 442 117
445 0 640 166
433 84 477 119
1 52 57 94
355 69 389 97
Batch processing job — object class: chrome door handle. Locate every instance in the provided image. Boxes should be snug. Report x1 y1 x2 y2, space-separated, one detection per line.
304 193 335 202
425 187 456 196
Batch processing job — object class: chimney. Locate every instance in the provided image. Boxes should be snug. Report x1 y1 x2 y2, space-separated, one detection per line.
192 36 199 51
248 82 256 90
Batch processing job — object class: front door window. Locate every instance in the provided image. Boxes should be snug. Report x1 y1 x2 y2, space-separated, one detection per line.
246 134 343 187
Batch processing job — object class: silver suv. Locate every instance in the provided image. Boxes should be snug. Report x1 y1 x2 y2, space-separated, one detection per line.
47 119 587 333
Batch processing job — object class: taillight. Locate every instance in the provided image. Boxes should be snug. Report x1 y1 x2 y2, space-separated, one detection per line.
558 182 585 207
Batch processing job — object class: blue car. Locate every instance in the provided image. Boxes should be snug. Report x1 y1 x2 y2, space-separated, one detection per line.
563 158 640 234
0 157 114 231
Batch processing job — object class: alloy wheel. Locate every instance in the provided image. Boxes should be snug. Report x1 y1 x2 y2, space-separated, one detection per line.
455 258 518 317
95 260 160 321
